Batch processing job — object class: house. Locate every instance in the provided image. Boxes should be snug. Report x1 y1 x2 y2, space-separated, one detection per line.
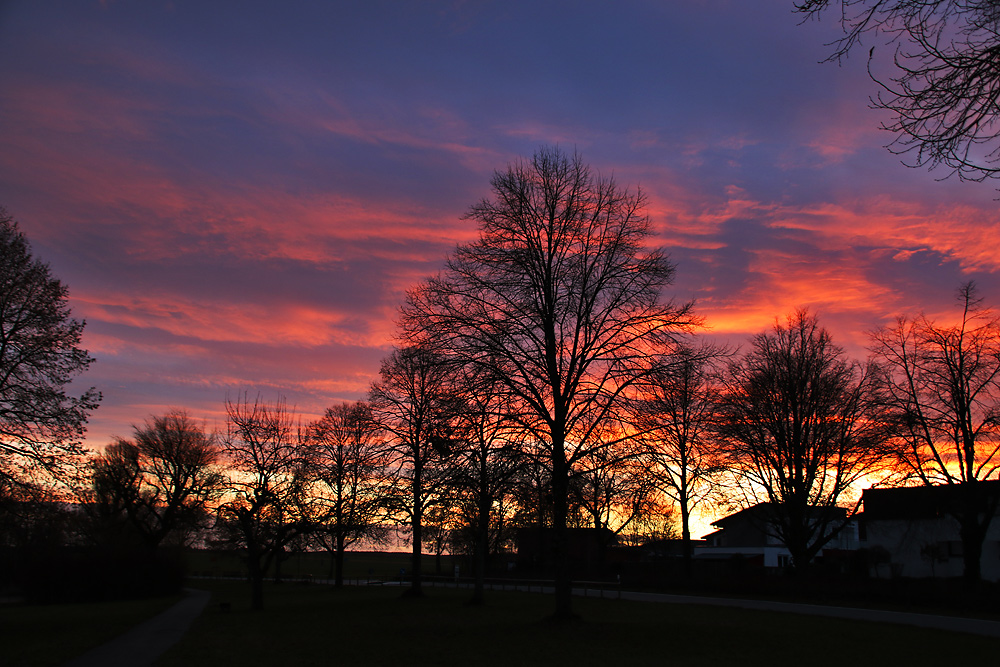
860 482 1000 581
695 503 859 569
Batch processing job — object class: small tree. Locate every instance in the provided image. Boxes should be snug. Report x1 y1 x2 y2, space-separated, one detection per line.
870 282 1000 584
570 418 652 545
718 310 892 571
306 401 389 587
369 345 463 597
449 367 524 604
217 394 313 611
0 209 99 508
639 344 727 571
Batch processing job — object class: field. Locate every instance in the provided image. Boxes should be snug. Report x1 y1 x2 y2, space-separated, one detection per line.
158 580 996 667
8 577 995 667
6 548 998 667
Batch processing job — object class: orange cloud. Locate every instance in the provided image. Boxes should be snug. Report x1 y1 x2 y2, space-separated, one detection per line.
771 197 1000 272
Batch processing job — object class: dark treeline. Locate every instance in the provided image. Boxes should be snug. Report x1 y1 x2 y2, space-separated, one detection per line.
2 151 1000 618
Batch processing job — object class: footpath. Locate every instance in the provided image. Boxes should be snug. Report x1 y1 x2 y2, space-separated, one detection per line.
604 588 1000 637
61 588 209 667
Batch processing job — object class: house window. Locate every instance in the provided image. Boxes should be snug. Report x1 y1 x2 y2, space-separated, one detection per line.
777 554 790 569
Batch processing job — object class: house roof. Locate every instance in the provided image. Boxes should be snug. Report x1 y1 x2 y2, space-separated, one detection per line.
862 481 1000 521
710 502 848 529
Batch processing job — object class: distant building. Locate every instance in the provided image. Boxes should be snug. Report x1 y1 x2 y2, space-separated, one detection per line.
695 503 859 569
515 526 615 576
860 482 1000 581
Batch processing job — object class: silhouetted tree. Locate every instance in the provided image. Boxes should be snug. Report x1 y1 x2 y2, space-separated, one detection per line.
718 310 892 571
90 410 224 548
89 440 142 546
639 343 728 571
870 282 1000 584
402 147 697 620
507 448 557 530
797 0 1000 181
306 400 389 586
0 209 99 511
369 345 463 597
450 368 524 604
216 394 313 611
570 419 652 546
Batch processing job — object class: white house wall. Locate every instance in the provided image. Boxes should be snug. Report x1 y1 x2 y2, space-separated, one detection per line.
864 517 1000 581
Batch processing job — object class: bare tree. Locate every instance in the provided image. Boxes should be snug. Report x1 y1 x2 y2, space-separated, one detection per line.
717 310 892 571
639 344 728 571
306 401 389 587
869 282 1000 583
216 394 313 611
369 345 463 597
797 0 1000 181
0 209 99 506
402 147 697 619
90 410 224 549
569 418 652 545
449 367 524 604
89 440 142 546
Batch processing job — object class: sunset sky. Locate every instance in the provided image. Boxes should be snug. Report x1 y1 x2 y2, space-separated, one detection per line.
2 0 998 450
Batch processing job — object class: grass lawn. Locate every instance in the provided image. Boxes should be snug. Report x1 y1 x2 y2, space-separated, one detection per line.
156 580 996 667
1 593 182 667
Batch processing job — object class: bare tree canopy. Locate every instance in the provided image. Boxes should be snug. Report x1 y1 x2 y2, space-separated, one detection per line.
402 146 698 619
306 400 389 586
869 281 1000 582
639 343 728 568
718 310 892 570
797 0 1000 181
0 209 100 496
91 410 224 548
217 394 313 610
369 345 464 597
448 367 524 605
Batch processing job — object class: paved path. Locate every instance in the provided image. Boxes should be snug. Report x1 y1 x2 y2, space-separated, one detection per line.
581 587 1000 637
62 588 210 667
422 580 1000 637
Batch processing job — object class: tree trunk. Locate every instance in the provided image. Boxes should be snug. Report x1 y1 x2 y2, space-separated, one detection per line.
470 487 490 605
551 442 574 621
680 491 692 577
959 515 986 587
248 557 265 611
408 498 423 597
335 533 346 588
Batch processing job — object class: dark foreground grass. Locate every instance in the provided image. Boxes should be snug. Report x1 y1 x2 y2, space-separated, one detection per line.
1 593 181 667
157 580 995 667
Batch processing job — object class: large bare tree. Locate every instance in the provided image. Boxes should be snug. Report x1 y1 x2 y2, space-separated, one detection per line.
797 0 1000 181
402 147 697 619
869 282 1000 583
0 209 99 505
718 310 892 571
